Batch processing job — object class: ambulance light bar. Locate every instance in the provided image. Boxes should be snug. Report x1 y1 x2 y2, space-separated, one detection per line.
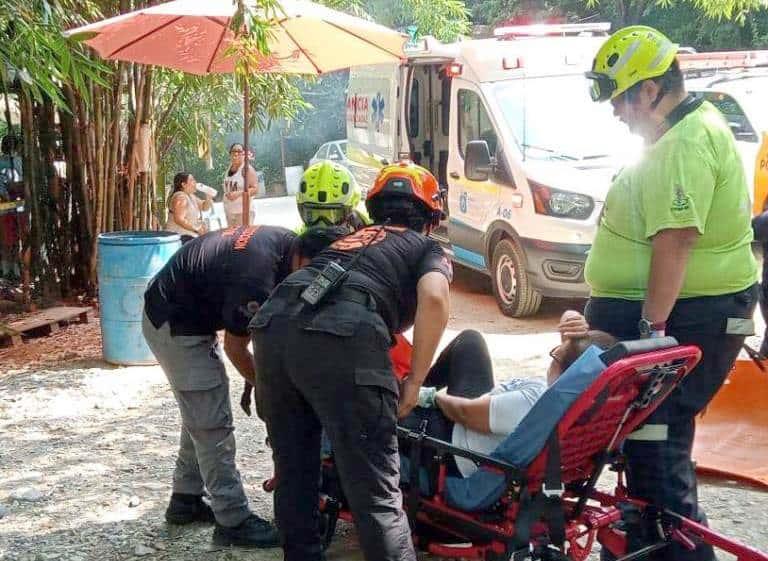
494 22 610 37
678 50 768 71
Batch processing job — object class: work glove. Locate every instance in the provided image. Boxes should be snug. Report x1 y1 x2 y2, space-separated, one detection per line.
417 386 438 409
240 381 254 417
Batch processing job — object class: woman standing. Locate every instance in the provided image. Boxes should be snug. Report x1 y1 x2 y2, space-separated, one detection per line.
165 172 212 242
223 143 259 227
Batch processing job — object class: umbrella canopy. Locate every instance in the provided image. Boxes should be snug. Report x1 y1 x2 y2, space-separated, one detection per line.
66 0 406 75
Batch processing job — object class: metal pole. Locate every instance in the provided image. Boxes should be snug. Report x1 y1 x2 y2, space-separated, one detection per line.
242 75 251 225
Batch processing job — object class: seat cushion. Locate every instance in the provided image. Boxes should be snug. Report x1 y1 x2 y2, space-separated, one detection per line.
443 345 607 511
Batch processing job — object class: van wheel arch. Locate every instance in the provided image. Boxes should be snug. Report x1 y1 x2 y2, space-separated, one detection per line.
486 225 542 317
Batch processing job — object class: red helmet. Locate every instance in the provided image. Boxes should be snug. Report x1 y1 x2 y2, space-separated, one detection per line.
366 161 444 227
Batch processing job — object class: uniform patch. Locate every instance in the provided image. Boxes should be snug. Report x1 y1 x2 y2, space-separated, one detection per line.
671 184 691 212
331 226 388 251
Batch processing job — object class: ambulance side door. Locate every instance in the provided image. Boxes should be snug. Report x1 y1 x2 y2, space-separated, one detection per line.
446 79 502 265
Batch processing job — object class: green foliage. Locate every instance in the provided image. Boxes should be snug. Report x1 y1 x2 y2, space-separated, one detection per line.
1 0 108 108
365 0 471 41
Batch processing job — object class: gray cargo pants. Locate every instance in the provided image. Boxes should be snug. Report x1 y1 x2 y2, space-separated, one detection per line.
251 296 414 561
141 312 250 527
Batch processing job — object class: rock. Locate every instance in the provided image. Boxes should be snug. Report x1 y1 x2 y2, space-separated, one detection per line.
0 504 8 518
133 544 155 557
11 487 44 502
128 496 141 508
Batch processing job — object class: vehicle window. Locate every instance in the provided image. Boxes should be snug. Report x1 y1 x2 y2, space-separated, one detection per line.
316 144 329 159
409 79 420 138
339 141 348 155
328 145 342 161
692 91 758 143
458 89 497 157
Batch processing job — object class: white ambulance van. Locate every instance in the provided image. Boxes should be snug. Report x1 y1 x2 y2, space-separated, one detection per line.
346 23 639 317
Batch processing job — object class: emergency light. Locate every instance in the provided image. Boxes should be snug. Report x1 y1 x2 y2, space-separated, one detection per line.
444 63 463 77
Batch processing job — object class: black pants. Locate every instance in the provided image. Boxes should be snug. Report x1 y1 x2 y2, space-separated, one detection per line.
401 329 495 439
252 299 414 561
760 280 768 356
399 330 495 471
586 284 757 561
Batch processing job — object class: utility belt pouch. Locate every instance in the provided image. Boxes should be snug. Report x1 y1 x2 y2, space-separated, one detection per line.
300 261 348 307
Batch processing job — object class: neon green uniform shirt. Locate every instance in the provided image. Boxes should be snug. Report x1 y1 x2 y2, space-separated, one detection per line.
585 101 757 299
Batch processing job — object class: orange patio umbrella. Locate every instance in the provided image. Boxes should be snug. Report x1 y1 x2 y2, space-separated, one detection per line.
66 0 406 223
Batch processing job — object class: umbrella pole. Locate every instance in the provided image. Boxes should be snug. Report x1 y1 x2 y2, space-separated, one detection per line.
242 76 251 226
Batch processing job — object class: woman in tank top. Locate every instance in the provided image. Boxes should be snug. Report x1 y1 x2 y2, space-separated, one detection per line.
223 143 259 227
165 172 212 242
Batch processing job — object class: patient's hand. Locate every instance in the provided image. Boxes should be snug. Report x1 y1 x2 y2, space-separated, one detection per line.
558 310 589 340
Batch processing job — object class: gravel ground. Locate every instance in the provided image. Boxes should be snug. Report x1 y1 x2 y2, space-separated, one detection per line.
1 269 767 561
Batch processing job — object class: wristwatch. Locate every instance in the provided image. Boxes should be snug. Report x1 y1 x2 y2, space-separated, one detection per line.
638 318 666 338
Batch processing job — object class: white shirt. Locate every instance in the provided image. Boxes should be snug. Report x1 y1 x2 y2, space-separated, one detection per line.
223 163 256 215
452 378 547 477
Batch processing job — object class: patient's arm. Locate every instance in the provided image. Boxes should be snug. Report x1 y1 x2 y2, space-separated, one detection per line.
435 393 492 434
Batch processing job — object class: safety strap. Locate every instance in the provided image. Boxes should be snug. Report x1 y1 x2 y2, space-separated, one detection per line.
511 430 566 553
542 431 566 550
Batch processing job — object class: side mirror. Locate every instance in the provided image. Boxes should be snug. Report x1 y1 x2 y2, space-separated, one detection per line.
464 140 495 182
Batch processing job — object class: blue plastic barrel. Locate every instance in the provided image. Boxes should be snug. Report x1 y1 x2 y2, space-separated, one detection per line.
98 231 181 365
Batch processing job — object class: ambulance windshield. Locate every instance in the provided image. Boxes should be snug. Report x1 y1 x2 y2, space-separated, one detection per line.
492 75 641 162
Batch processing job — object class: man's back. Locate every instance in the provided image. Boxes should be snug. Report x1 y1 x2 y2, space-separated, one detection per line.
144 225 295 336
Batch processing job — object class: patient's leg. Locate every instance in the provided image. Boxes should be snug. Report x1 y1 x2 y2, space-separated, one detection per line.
425 330 494 398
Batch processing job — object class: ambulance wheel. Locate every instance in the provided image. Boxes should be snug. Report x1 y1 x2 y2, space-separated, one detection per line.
491 238 541 317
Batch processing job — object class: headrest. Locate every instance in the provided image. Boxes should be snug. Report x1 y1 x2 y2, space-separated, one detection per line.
600 337 679 366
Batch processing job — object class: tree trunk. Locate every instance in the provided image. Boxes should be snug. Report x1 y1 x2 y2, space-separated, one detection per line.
18 90 40 310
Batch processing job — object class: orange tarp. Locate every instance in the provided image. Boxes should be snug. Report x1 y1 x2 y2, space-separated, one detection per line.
693 359 768 488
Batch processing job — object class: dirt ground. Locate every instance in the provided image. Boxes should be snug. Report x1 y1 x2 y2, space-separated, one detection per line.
1 266 767 561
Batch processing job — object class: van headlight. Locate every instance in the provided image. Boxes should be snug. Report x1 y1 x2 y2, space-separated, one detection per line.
531 183 594 220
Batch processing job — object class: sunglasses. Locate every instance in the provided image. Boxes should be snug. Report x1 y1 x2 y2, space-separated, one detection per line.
549 344 564 365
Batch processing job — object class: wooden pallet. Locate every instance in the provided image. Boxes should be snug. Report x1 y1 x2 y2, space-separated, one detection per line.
0 306 94 348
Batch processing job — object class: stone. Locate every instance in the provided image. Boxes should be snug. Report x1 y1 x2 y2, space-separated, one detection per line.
11 487 44 502
128 496 141 508
133 544 155 557
0 504 8 518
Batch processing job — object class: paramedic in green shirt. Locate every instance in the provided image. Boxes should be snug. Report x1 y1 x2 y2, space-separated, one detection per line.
585 26 758 561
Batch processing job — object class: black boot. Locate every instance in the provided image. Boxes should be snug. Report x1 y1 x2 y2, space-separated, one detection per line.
212 513 280 548
165 493 216 525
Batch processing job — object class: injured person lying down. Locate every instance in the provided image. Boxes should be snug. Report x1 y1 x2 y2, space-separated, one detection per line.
400 311 617 477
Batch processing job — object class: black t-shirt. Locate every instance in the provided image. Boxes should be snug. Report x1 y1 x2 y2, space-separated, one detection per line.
144 225 296 336
286 225 453 333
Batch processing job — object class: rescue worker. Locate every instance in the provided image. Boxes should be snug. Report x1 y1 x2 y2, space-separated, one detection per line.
142 225 325 548
585 26 758 561
295 159 370 232
250 162 452 561
239 160 367 416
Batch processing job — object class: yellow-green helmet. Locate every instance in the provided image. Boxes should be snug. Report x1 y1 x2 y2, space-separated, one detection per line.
297 160 359 227
586 26 678 102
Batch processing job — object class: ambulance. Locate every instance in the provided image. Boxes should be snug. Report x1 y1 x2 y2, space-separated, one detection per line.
345 23 638 317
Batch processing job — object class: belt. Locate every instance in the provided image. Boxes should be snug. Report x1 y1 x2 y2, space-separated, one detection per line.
278 283 377 312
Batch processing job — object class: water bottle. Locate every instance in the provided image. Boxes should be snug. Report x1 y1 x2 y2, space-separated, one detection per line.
196 183 218 197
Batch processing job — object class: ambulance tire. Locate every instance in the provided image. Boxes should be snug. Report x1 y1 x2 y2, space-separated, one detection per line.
490 238 542 317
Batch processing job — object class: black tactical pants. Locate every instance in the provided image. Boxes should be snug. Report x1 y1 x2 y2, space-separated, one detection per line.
251 296 415 561
587 284 757 561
